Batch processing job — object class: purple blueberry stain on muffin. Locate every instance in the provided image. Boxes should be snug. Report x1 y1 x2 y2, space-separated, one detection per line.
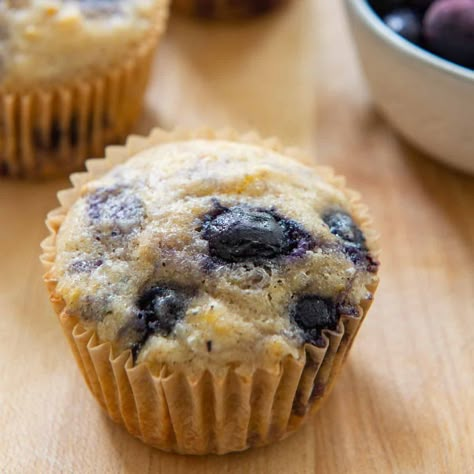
87 185 145 237
78 0 124 18
68 258 103 273
200 203 315 265
75 294 112 321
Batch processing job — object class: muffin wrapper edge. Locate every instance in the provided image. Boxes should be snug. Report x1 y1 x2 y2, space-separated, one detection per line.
40 127 379 454
0 2 169 179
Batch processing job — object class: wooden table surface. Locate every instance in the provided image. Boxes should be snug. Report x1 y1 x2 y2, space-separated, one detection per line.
1 1 473 472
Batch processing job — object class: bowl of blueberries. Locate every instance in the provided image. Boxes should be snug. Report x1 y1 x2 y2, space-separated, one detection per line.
344 0 474 173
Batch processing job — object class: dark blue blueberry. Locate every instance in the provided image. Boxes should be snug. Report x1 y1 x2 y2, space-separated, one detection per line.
369 0 406 16
424 0 474 69
413 0 435 9
120 286 191 360
369 1 433 16
383 8 422 43
322 209 378 272
201 204 314 264
204 207 286 261
291 295 339 347
323 210 367 250
137 286 188 335
87 186 145 236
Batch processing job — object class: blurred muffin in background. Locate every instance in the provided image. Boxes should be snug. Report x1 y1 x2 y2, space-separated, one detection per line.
0 0 169 178
173 0 289 20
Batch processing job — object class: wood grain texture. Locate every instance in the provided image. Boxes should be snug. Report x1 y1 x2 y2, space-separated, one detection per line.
1 0 473 472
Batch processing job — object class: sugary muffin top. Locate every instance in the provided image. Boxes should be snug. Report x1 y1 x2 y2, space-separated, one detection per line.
52 139 379 372
0 0 166 89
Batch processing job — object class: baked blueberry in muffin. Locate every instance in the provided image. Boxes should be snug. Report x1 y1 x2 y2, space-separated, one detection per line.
51 138 379 370
201 203 315 264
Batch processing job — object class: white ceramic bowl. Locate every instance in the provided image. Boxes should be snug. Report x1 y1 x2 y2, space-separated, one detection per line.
344 0 474 173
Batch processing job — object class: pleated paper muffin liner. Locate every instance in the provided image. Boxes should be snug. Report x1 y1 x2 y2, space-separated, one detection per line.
41 127 379 454
173 0 289 20
0 3 169 179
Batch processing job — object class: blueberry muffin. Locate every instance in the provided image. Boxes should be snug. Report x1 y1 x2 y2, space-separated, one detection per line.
42 128 379 454
173 0 288 20
0 0 169 178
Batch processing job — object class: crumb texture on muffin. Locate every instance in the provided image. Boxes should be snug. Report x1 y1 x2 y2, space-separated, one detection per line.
0 0 166 88
52 139 379 371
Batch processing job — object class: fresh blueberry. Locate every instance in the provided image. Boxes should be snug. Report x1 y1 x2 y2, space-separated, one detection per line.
119 286 190 359
412 0 435 9
201 204 314 264
291 295 339 346
87 186 145 236
369 0 406 16
369 1 433 16
383 8 422 43
424 0 474 69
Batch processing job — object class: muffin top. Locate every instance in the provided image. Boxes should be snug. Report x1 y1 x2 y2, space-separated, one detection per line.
52 139 379 372
0 0 167 89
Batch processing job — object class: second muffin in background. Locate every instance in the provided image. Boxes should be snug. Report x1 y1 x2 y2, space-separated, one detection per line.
42 128 379 454
0 0 170 178
173 0 289 19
